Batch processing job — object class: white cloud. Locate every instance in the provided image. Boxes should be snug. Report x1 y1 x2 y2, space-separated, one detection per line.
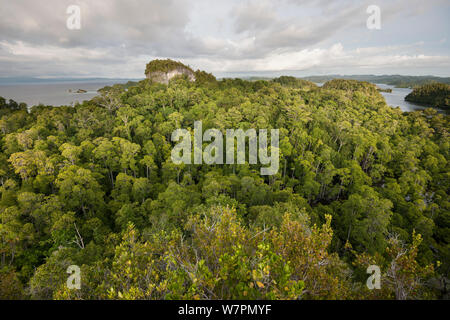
184 43 450 74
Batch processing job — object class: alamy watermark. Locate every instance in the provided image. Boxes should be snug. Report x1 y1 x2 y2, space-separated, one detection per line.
67 265 81 290
366 265 381 289
66 5 81 30
366 5 381 30
171 121 279 175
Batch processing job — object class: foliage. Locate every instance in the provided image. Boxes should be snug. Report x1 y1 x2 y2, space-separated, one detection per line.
322 79 379 95
145 59 194 75
0 72 448 299
272 76 317 90
194 70 217 85
353 232 435 299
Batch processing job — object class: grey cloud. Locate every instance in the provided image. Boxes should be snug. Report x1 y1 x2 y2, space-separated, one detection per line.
228 0 367 58
0 0 193 53
232 1 277 34
0 0 448 77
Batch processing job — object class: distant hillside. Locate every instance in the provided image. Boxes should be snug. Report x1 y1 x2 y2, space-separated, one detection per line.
301 75 450 88
322 79 379 95
272 76 317 90
405 83 450 109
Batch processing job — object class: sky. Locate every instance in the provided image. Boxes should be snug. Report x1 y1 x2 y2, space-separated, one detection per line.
0 0 449 79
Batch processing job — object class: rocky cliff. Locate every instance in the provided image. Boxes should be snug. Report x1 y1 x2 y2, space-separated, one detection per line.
145 59 195 84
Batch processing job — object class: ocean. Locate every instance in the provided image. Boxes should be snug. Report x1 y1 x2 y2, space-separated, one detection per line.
315 82 448 114
0 80 133 107
376 84 448 114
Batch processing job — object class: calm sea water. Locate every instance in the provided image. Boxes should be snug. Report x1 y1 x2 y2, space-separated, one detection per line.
0 81 448 114
376 84 448 114
316 82 448 114
0 80 130 107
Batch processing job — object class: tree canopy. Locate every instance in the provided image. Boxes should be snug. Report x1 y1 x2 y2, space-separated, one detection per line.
0 74 448 300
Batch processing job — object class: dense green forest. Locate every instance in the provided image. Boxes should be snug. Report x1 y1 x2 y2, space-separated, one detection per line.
405 83 450 109
0 70 448 300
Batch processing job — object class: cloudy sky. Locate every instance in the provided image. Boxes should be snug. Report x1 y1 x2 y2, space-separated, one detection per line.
0 0 449 78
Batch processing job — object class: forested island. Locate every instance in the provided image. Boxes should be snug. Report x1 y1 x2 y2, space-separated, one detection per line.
405 83 450 109
301 75 450 88
0 61 448 300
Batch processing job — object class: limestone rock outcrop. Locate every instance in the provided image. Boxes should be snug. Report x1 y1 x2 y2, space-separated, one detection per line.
145 59 195 84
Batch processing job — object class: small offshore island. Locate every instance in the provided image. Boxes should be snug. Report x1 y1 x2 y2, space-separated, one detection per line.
377 87 392 93
68 89 88 94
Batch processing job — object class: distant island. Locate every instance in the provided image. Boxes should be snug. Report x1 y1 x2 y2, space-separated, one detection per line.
405 83 450 109
299 75 450 88
271 76 317 90
68 89 87 93
228 74 450 89
377 87 392 93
